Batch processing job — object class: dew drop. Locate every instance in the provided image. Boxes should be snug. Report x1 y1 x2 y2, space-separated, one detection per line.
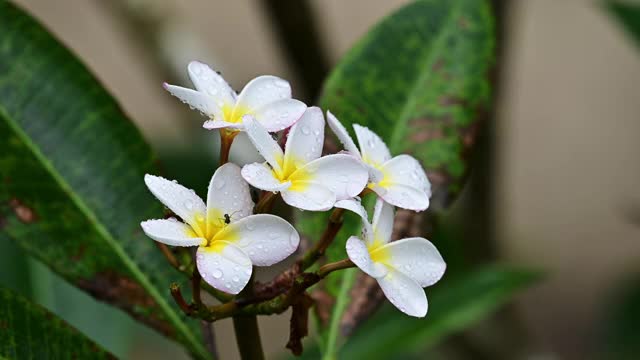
184 199 194 210
269 232 279 239
212 269 223 279
367 138 376 148
232 276 240 282
245 222 256 231
301 126 310 135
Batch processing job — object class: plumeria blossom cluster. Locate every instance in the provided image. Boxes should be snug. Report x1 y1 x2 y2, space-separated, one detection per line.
141 61 445 318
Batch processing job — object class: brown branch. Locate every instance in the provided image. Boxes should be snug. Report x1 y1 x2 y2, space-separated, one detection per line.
170 283 192 315
156 243 180 269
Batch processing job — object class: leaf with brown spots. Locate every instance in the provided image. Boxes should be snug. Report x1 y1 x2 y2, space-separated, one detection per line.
0 1 208 358
295 0 496 357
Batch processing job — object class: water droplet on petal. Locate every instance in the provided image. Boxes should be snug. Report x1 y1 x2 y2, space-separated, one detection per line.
212 269 223 279
269 232 279 239
184 199 194 210
301 126 310 135
215 180 225 190
232 276 240 282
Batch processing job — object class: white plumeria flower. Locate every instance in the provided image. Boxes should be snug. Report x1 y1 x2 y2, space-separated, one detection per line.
164 61 306 132
140 163 300 295
241 107 369 211
327 112 432 211
335 198 446 317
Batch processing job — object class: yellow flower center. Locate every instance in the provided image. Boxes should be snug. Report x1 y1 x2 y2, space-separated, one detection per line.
271 153 313 192
222 103 251 124
184 208 239 252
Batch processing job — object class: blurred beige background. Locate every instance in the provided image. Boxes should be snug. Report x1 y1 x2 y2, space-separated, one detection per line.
10 0 640 359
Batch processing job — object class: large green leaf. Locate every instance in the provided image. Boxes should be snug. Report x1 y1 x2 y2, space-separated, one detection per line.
0 1 207 358
0 286 115 359
606 1 640 48
295 0 495 355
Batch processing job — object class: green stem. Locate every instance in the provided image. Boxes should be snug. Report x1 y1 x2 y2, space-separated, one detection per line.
323 268 357 360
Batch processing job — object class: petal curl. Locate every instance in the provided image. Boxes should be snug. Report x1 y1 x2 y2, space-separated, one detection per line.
346 236 387 278
163 83 222 119
243 115 284 173
377 267 428 317
353 124 391 167
140 218 204 247
372 198 394 246
241 163 291 192
283 106 324 174
144 175 206 233
335 199 373 242
281 183 336 211
326 111 360 158
197 242 252 295
254 99 306 132
371 183 429 212
380 154 431 200
187 61 236 105
291 154 368 201
236 75 292 111
380 237 446 287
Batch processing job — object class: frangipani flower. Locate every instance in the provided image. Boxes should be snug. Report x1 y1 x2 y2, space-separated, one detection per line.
327 112 432 211
141 163 300 294
336 198 445 317
164 61 306 132
241 107 369 211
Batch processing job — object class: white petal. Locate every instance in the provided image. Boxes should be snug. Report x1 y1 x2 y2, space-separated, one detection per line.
163 83 221 119
140 218 204 247
207 163 254 226
214 214 299 266
241 163 291 192
377 267 428 317
381 154 431 197
353 124 391 167
292 154 368 200
281 183 336 211
243 115 284 173
372 183 429 211
236 75 292 111
335 199 373 242
202 120 244 130
372 198 394 246
144 175 206 233
254 99 307 132
326 111 360 158
346 236 387 278
187 61 236 105
197 242 252 295
283 106 324 173
380 237 446 287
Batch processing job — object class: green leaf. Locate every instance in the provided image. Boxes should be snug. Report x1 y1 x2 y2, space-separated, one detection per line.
295 0 495 355
0 1 207 358
298 266 541 359
606 1 640 48
0 286 115 359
